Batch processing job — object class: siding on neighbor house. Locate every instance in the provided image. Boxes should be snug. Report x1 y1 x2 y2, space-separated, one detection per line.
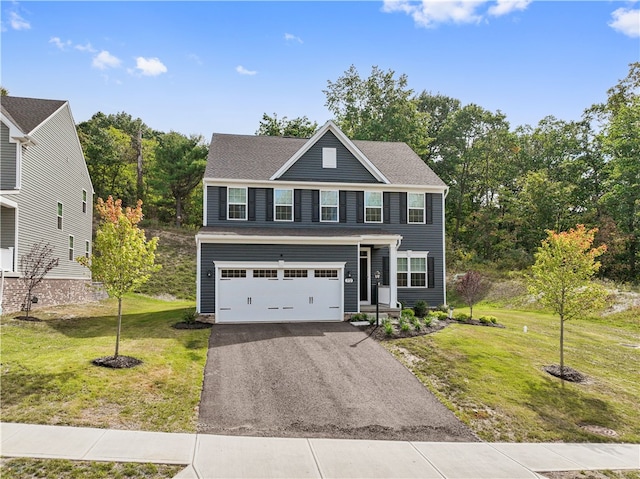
0 206 16 248
277 131 381 184
12 104 93 279
1 122 18 190
199 243 359 314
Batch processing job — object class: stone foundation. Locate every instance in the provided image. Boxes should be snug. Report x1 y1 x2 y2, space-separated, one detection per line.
0 277 107 314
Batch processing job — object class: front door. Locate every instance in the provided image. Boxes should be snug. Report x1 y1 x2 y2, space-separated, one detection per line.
359 248 370 304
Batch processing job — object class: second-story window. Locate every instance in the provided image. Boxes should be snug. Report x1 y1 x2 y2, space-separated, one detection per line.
408 193 425 223
364 191 382 223
274 189 293 221
227 187 247 220
57 202 63 230
82 190 87 214
320 190 338 222
68 236 74 261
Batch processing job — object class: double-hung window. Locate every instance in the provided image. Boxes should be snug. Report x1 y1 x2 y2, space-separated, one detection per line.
408 193 425 224
274 189 293 221
68 236 74 261
227 187 247 220
82 190 88 214
320 190 338 222
397 253 428 287
364 191 382 223
57 202 63 230
85 240 90 258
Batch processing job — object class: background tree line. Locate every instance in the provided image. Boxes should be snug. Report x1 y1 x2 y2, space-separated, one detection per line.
77 62 638 284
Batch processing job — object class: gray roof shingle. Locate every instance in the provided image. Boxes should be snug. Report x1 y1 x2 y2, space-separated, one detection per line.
205 132 446 187
1 96 66 134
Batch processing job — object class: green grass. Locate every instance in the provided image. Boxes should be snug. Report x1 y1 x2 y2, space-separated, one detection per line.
0 458 183 479
386 305 640 443
0 295 209 433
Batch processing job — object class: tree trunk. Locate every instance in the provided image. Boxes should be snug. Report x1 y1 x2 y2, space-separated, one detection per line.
115 296 122 358
176 196 182 228
24 290 32 318
560 315 565 384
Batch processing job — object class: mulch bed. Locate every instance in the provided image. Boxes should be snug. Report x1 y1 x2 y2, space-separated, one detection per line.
544 364 588 382
360 317 504 341
92 355 143 369
14 315 42 322
172 321 212 330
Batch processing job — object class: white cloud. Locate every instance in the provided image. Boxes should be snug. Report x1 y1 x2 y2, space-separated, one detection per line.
135 57 167 76
488 0 531 17
75 42 96 53
92 50 121 70
188 53 203 65
9 11 30 30
382 0 531 27
284 33 303 43
236 65 257 76
50 37 71 50
609 7 640 38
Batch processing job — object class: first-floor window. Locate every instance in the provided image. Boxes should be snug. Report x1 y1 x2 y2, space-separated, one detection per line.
274 189 293 221
398 254 428 287
57 202 63 230
68 236 74 261
85 240 90 258
228 187 247 220
320 190 338 222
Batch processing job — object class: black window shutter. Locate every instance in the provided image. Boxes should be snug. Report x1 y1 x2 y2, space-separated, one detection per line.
427 257 435 288
426 193 433 224
356 191 364 223
311 190 319 222
399 192 407 224
339 191 347 223
294 189 302 222
248 188 256 221
266 188 274 221
383 192 391 224
218 187 227 220
382 256 389 286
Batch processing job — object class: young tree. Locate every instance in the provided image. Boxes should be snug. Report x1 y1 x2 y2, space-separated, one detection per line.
19 242 59 319
455 270 490 319
528 225 608 380
77 197 160 360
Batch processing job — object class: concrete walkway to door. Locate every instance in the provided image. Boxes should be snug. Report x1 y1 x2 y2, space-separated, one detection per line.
197 322 476 442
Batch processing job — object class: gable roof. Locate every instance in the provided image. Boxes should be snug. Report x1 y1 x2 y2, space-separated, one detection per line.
1 96 66 134
205 122 446 187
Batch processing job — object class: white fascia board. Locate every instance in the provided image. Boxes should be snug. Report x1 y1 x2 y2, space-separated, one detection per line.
0 196 18 208
268 121 390 184
196 233 402 246
214 260 346 269
204 178 448 194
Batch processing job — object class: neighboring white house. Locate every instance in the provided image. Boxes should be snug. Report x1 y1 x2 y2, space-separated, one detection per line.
1 96 96 313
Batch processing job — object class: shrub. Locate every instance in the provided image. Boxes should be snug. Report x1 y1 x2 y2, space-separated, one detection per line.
182 309 198 324
368 315 376 325
413 300 428 318
383 319 394 336
455 312 471 322
428 311 449 321
479 315 498 325
400 321 411 332
401 308 415 319
436 304 449 313
424 316 432 327
411 316 422 331
350 313 368 322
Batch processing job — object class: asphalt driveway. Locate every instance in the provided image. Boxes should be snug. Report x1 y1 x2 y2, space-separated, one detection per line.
198 322 477 442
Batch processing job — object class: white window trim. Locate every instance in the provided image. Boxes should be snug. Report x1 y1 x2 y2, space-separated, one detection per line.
68 235 74 261
57 201 63 230
82 189 88 214
274 188 294 222
322 147 337 168
320 189 339 223
364 191 383 224
85 240 90 258
408 192 426 224
397 251 429 288
227 187 248 221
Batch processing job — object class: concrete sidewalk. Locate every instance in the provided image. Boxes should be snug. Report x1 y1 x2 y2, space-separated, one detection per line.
1 423 638 479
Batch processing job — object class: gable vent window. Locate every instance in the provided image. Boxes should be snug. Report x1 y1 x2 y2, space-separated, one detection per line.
364 191 382 223
408 193 425 223
320 190 339 222
227 187 247 220
57 202 63 230
322 147 337 168
274 189 293 221
82 190 88 214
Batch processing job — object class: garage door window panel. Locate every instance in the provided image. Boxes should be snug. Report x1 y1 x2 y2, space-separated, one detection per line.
253 269 278 278
284 269 308 278
221 269 246 278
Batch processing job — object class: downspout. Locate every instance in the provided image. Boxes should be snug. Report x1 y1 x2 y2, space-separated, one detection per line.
0 269 4 315
395 237 403 309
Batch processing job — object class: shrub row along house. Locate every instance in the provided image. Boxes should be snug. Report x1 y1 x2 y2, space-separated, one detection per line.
0 96 95 313
196 121 448 322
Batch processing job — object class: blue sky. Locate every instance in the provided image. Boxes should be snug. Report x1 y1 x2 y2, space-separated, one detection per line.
2 1 639 138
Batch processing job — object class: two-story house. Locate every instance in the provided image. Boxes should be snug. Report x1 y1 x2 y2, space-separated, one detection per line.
196 121 448 323
1 96 95 313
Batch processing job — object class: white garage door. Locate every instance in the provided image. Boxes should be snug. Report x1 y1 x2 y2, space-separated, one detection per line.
216 264 343 323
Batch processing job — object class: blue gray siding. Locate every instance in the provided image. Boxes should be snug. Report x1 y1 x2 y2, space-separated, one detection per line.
278 131 381 183
1 122 18 190
200 243 358 314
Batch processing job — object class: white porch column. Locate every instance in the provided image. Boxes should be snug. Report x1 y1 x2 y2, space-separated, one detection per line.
389 240 398 308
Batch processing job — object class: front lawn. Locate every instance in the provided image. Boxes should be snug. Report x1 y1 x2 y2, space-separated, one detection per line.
385 306 640 443
0 295 209 433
